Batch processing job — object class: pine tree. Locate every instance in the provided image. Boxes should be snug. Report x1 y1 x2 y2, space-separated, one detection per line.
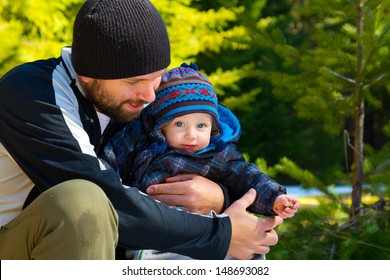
266 0 390 219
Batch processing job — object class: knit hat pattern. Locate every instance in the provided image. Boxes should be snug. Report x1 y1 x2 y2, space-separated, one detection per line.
151 63 220 132
72 0 170 79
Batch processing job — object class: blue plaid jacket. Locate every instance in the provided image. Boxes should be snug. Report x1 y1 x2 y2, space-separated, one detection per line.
102 104 286 216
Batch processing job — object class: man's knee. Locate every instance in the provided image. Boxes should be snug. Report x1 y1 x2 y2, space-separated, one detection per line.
43 179 119 234
1 179 119 259
32 180 119 258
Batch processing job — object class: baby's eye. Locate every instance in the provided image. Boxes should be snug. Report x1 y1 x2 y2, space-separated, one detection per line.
175 121 184 127
197 123 206 128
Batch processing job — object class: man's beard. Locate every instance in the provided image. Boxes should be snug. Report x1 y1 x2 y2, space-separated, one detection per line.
82 79 147 123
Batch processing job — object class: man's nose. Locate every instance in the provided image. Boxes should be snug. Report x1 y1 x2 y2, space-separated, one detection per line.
137 84 156 103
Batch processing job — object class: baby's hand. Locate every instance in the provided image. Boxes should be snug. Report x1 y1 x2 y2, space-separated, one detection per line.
273 194 300 219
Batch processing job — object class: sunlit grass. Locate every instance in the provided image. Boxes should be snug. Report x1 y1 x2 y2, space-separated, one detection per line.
299 193 380 208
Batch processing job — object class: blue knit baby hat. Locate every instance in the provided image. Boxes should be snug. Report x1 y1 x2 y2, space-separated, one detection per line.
151 62 220 132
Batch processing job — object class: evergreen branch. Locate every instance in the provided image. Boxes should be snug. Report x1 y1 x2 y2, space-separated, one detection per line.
363 73 387 90
377 20 390 44
344 130 350 174
322 227 390 253
363 0 373 8
365 158 390 177
363 0 372 7
347 0 372 8
323 67 356 84
344 130 355 152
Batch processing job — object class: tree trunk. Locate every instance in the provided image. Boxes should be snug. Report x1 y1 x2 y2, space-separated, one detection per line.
351 101 364 218
350 1 365 219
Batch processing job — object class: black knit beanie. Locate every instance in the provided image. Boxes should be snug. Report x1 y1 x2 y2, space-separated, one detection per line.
72 0 170 79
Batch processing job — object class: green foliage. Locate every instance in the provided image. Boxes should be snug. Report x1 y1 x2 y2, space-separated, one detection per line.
364 143 390 195
268 198 390 260
274 157 325 188
268 0 390 134
152 0 237 68
0 0 83 75
253 0 390 218
255 154 390 260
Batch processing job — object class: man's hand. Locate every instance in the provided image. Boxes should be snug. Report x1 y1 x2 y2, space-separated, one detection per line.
146 174 225 215
225 189 283 259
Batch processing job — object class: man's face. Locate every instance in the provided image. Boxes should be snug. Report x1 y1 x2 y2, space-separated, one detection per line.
79 69 165 123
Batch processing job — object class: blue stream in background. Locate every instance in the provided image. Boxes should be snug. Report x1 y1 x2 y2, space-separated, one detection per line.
285 185 353 198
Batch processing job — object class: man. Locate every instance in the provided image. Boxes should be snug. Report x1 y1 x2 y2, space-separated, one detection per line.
0 0 282 259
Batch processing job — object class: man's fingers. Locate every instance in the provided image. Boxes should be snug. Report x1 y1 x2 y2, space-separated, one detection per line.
231 188 257 210
261 228 279 246
257 216 283 233
146 174 196 194
266 216 283 230
164 174 195 183
146 182 185 195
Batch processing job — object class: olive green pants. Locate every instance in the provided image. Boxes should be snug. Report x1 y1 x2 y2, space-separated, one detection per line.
0 179 118 259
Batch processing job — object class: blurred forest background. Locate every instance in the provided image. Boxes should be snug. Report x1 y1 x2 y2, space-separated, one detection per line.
1 0 389 259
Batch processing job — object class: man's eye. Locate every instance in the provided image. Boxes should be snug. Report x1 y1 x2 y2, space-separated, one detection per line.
128 80 138 86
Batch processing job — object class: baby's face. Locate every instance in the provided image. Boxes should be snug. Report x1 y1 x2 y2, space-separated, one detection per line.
161 113 213 153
